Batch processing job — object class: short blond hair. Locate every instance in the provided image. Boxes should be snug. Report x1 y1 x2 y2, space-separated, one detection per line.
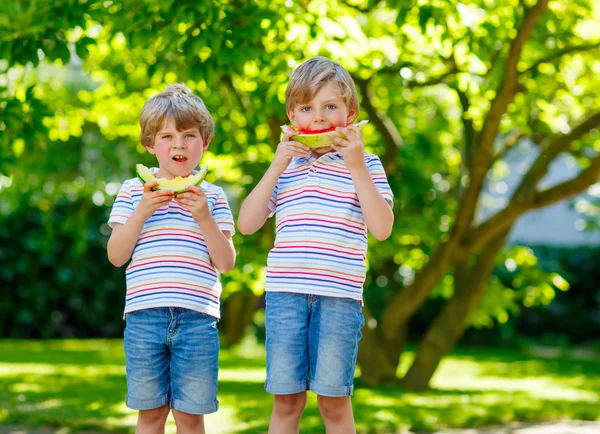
285 57 359 117
140 83 215 147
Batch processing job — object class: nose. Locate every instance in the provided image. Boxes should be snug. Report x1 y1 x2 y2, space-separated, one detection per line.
174 135 186 148
314 108 326 124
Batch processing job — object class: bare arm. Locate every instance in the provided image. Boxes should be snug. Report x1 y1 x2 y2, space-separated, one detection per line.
176 185 237 274
197 218 236 273
348 164 394 240
107 183 174 267
237 133 310 235
331 126 394 241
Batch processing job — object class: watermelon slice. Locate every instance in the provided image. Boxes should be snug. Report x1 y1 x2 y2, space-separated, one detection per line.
136 164 208 194
280 120 369 150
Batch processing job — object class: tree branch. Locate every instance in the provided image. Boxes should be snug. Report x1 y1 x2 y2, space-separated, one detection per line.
476 0 548 171
449 83 476 171
520 41 600 75
460 153 600 258
405 63 459 88
514 111 600 197
451 0 549 240
530 155 600 209
354 76 403 173
460 112 600 257
490 129 526 167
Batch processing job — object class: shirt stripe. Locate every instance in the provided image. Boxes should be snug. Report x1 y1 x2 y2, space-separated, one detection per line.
266 152 393 302
108 172 235 319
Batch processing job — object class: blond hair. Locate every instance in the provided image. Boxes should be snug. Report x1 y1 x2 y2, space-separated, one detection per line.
140 83 215 147
285 57 359 116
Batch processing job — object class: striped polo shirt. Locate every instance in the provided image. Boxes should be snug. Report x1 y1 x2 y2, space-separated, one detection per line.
266 152 393 302
108 171 235 319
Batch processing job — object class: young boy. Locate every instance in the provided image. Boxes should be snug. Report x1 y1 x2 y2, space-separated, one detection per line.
107 83 235 434
237 57 394 433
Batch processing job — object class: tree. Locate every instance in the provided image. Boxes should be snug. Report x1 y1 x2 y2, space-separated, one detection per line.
1 0 599 387
350 0 600 388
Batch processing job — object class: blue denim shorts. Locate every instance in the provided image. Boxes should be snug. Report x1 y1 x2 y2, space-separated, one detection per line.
264 292 365 397
123 307 219 415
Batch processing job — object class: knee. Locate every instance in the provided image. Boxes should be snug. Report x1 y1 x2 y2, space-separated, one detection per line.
273 393 306 418
317 396 350 423
138 405 170 425
172 409 204 431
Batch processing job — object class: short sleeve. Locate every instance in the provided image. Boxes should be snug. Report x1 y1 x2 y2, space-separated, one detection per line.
213 187 236 235
108 180 135 228
366 155 394 207
267 182 278 218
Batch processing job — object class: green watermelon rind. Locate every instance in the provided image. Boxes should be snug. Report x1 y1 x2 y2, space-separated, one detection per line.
135 164 208 194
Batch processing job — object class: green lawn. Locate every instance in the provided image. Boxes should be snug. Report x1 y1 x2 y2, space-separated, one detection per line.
0 338 599 433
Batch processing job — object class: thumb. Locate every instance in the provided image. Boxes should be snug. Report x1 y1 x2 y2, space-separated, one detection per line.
144 182 159 193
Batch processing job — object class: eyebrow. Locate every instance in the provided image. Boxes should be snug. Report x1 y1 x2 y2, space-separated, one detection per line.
158 129 199 135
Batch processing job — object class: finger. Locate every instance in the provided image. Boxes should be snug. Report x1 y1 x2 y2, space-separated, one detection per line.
346 125 363 142
183 185 205 196
151 189 174 198
329 134 348 146
282 141 310 152
154 195 174 204
286 143 311 153
282 130 296 142
144 182 159 192
336 127 356 140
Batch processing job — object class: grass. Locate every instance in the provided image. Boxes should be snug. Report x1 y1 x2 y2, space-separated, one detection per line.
0 338 599 433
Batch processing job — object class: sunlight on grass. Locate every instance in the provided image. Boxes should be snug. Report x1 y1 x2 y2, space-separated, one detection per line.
0 339 599 433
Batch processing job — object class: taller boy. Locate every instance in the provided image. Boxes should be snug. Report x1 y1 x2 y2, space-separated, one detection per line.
238 57 394 433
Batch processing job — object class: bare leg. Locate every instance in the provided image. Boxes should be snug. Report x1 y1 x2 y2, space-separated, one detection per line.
172 409 205 434
136 405 170 434
268 392 307 434
317 395 356 434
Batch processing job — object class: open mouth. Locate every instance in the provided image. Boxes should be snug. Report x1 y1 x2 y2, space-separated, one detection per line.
172 155 188 162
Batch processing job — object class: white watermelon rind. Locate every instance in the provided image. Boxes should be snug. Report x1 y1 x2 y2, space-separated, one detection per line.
135 164 208 194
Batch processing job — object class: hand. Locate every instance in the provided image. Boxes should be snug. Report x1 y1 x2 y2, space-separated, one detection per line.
272 131 311 172
176 185 211 224
329 125 366 170
136 182 174 221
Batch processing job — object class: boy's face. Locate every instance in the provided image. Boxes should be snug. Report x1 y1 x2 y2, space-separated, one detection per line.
147 117 208 179
288 82 356 154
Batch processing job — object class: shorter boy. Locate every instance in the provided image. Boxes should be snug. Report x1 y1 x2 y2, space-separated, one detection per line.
107 83 236 433
238 57 394 433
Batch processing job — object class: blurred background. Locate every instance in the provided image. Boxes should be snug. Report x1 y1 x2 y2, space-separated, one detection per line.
1 0 599 432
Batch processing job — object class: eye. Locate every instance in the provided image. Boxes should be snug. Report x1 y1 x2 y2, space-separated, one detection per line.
300 106 311 112
161 134 172 139
185 133 196 138
326 104 336 110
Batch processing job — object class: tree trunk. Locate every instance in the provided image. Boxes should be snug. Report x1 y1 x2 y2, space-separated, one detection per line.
222 290 258 346
401 231 509 389
381 236 462 344
357 307 405 386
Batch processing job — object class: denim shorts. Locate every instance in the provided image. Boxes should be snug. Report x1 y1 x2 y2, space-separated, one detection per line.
264 292 365 397
123 307 219 415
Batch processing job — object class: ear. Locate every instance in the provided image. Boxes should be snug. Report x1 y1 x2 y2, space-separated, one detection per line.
287 109 296 126
145 141 156 155
203 139 210 152
346 109 358 125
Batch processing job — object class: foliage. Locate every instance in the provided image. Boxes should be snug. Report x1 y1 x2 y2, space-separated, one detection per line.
0 193 125 338
1 0 600 387
1 339 599 433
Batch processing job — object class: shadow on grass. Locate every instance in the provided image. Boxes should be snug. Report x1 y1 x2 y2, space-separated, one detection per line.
1 340 599 433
